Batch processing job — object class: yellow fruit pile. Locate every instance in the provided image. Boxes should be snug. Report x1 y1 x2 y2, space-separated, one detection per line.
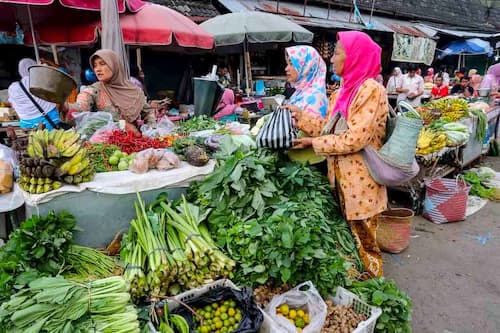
277 304 311 332
416 128 447 155
430 98 469 122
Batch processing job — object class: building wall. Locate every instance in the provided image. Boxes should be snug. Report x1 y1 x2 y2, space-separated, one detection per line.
312 0 500 30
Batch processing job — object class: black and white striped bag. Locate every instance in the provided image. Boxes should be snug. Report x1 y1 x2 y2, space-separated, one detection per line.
256 107 297 149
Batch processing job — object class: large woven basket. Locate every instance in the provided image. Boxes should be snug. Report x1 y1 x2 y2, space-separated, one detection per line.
377 208 414 253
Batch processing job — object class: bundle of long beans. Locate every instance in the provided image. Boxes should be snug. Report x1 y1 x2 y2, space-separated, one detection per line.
120 194 235 299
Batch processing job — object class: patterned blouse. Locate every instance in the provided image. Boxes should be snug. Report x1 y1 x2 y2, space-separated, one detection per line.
67 83 155 125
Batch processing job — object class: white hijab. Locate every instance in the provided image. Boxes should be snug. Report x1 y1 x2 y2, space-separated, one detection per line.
8 58 56 120
386 67 403 93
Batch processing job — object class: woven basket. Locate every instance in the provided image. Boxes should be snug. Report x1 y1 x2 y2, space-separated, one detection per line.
377 208 414 253
423 178 471 224
379 116 423 166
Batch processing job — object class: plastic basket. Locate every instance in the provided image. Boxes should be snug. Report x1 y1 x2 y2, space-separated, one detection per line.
329 286 382 333
423 177 471 224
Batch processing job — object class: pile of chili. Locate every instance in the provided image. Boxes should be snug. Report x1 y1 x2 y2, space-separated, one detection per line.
105 130 173 154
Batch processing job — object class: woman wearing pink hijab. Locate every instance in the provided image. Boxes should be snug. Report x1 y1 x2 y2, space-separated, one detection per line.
292 31 388 278
480 63 500 98
424 68 434 83
213 88 240 122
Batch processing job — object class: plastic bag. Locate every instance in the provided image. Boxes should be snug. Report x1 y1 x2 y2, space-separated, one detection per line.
0 143 17 180
267 281 327 333
171 286 263 333
129 148 180 174
256 108 297 149
141 117 177 138
89 123 119 144
0 160 13 194
74 111 114 140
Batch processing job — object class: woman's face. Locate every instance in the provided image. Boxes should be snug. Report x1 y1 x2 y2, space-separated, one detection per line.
92 56 113 82
285 56 299 83
331 42 346 76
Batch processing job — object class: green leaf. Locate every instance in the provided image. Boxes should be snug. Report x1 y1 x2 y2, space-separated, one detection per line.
33 247 46 259
280 267 291 283
253 265 266 273
372 290 388 305
251 190 265 214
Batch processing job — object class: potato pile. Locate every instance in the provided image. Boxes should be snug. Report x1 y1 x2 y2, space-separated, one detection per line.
321 300 366 333
253 283 291 307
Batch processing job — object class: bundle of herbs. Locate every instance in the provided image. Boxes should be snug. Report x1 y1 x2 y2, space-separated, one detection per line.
188 147 361 296
0 276 140 333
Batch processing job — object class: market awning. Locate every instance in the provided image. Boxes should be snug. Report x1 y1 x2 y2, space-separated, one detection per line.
24 3 215 49
216 0 432 38
416 23 499 38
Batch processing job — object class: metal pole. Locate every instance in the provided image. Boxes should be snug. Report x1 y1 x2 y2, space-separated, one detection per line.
276 0 280 13
243 41 250 96
27 5 40 63
303 0 308 16
369 0 375 24
327 1 331 19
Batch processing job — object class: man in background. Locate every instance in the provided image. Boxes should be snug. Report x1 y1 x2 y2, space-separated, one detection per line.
397 64 424 107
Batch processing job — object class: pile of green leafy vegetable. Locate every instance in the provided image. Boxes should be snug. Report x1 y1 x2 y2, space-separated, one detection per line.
348 278 413 333
463 167 500 201
0 211 121 303
178 115 219 133
188 145 361 296
0 276 140 332
0 211 76 302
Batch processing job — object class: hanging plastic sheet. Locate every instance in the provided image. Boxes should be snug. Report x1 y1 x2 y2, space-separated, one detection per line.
391 33 436 65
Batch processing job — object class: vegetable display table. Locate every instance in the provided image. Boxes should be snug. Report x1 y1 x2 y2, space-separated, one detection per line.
22 161 215 248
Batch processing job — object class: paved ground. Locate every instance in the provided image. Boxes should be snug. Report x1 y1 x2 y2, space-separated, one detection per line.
383 157 500 333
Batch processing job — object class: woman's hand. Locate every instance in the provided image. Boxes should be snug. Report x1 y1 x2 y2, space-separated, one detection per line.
292 137 313 149
286 104 304 123
150 98 172 109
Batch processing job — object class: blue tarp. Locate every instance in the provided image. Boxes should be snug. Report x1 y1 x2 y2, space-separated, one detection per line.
438 38 493 59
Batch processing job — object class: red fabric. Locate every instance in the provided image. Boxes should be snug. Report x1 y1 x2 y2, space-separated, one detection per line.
431 85 449 98
25 3 214 49
0 0 145 12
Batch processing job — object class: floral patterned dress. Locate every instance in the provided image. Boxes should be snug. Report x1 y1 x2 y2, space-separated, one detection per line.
296 79 388 277
66 83 156 125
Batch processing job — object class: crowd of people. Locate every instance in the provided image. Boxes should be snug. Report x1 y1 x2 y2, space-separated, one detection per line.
385 63 500 107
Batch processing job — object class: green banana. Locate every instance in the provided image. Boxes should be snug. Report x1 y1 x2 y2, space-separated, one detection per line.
68 159 90 176
63 175 74 184
52 181 62 190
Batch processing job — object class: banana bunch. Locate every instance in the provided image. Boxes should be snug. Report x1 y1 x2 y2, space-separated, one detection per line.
18 175 62 194
19 129 95 193
429 98 469 122
27 129 82 159
416 128 447 155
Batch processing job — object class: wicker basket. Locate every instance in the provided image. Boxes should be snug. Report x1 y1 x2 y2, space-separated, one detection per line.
377 208 414 253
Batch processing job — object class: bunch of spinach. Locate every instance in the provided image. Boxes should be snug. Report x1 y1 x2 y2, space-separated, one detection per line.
0 210 77 302
189 148 361 295
348 278 413 333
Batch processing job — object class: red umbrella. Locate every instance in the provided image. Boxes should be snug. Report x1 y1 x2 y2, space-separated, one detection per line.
0 0 145 12
25 3 215 49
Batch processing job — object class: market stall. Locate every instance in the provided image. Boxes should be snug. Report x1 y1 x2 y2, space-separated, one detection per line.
389 97 496 212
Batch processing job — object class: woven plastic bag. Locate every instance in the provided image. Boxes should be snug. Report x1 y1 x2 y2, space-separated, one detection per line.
256 107 297 149
423 177 471 224
267 281 327 333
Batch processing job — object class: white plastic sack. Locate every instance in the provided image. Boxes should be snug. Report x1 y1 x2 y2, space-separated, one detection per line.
267 281 327 333
141 117 177 138
74 112 114 140
0 144 17 169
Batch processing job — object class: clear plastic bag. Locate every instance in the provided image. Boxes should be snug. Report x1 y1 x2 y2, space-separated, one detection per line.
140 117 177 138
88 123 119 144
267 281 327 333
0 160 13 194
74 112 114 140
129 148 180 174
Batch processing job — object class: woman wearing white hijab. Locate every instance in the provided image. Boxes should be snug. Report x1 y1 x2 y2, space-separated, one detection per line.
386 67 403 94
8 58 60 130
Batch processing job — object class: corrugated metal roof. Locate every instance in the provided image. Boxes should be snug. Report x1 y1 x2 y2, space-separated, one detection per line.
150 0 220 21
217 0 433 38
416 23 500 38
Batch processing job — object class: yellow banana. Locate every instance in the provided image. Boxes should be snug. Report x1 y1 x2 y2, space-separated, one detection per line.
60 142 81 157
68 159 90 176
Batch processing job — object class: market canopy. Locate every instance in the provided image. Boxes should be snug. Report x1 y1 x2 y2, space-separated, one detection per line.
199 11 313 47
24 3 215 49
438 38 494 59
0 0 145 12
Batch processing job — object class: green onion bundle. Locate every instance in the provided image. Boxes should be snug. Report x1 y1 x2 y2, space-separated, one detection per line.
0 276 140 332
64 245 123 280
121 194 235 299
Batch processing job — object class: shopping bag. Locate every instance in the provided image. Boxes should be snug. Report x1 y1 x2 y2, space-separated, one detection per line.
266 281 327 333
423 177 471 224
256 107 297 149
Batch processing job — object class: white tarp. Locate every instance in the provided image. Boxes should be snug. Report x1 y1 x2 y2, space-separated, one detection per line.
21 160 215 206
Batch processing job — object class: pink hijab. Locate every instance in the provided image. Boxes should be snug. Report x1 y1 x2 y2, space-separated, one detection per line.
214 88 237 120
480 63 500 90
333 31 382 119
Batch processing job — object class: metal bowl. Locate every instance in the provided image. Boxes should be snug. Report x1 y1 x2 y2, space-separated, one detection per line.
478 88 490 97
28 65 76 104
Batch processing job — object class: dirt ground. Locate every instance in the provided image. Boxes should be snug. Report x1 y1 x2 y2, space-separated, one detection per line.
383 157 500 333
